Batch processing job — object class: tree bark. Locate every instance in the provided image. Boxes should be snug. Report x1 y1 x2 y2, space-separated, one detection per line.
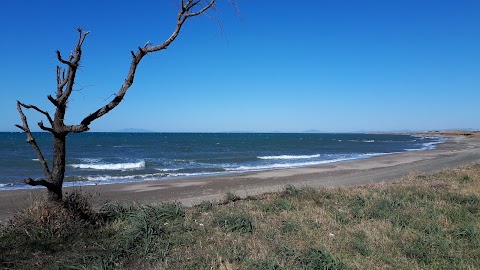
49 134 66 201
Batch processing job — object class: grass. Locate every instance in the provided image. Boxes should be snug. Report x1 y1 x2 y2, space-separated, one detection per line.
1 163 480 269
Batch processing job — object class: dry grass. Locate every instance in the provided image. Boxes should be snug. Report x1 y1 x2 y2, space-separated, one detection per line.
1 163 480 269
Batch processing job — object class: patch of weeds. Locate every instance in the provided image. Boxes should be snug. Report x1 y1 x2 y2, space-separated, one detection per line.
447 207 471 225
389 211 412 229
195 200 214 211
217 243 249 264
352 232 370 256
283 184 300 197
109 202 184 261
264 230 277 241
214 213 255 233
154 202 184 221
404 188 437 205
454 222 479 242
100 201 137 221
445 193 480 214
263 198 295 213
367 197 405 220
174 254 209 270
297 247 343 270
224 191 241 203
332 208 350 225
419 220 442 236
62 190 99 224
349 195 367 220
460 175 471 184
404 235 451 265
119 207 167 256
274 243 298 257
312 189 337 207
247 259 282 270
416 174 428 180
280 220 299 234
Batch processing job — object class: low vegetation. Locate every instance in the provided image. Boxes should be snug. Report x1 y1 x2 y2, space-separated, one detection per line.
1 163 480 269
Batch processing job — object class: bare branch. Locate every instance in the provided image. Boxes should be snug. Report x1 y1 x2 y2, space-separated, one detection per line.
17 102 54 126
38 121 54 133
64 124 89 133
16 101 52 180
24 178 56 190
57 68 68 90
56 50 73 67
77 27 90 48
76 1 218 130
56 29 90 105
185 0 216 18
47 95 59 107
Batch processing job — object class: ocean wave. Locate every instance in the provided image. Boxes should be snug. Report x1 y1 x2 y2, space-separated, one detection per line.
230 154 386 172
84 171 223 182
362 140 375 143
80 158 102 163
258 154 321 160
70 160 145 170
405 137 446 151
227 160 342 172
156 168 181 172
85 173 163 181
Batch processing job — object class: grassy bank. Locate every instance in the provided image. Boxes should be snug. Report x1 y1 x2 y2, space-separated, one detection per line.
1 164 479 269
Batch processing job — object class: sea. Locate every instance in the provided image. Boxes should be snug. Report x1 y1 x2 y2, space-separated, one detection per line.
0 132 445 190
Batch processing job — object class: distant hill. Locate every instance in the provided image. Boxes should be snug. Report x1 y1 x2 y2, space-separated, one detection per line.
115 128 156 133
302 129 324 133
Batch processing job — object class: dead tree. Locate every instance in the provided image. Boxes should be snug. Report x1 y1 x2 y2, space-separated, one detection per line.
16 0 222 201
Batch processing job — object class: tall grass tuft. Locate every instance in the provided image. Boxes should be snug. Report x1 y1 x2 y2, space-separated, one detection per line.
213 212 255 233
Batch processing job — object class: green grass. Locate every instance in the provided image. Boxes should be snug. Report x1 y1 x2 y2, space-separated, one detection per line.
1 163 480 269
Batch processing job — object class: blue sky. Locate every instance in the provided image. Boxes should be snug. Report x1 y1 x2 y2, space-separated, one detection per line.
1 0 479 132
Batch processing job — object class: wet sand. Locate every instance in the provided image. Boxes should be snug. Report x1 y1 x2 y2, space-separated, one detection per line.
1 134 479 222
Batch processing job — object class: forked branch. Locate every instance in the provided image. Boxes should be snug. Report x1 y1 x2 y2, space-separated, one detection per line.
17 102 54 127
15 101 52 182
54 28 90 105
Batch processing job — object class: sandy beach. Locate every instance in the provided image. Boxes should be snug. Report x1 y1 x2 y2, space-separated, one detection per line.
1 133 479 222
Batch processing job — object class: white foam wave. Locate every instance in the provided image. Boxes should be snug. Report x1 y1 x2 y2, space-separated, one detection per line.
258 154 321 160
363 140 375 143
156 168 181 172
86 173 159 181
70 160 145 170
405 138 446 151
230 154 386 172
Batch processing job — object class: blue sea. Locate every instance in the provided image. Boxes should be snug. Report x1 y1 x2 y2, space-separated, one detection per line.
0 132 445 190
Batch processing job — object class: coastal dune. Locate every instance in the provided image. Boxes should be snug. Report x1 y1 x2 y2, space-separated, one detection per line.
1 134 479 222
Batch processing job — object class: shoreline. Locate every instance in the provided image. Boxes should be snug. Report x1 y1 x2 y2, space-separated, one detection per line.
1 133 479 222
0 134 446 191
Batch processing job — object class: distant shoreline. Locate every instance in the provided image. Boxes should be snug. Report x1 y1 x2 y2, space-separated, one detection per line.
1 132 479 222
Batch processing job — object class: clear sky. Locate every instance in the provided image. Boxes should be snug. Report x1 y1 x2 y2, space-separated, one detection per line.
0 0 479 133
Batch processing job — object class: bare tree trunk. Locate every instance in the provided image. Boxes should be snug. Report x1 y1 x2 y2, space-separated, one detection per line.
49 134 66 201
